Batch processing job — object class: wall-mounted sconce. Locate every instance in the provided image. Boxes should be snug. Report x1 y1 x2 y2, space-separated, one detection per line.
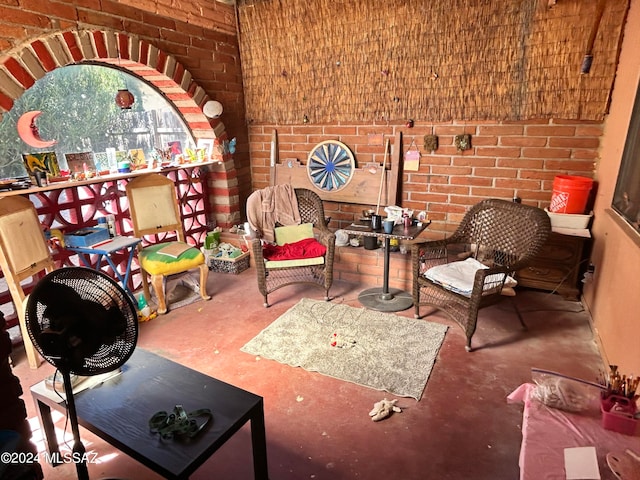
454 134 472 151
424 134 438 152
203 100 224 119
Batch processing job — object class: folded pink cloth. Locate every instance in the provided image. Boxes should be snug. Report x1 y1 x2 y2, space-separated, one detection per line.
507 383 640 480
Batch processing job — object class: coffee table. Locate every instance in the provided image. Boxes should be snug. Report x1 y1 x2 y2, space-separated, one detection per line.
342 220 430 312
31 348 269 479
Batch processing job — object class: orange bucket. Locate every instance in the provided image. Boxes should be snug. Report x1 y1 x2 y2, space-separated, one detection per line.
549 175 593 214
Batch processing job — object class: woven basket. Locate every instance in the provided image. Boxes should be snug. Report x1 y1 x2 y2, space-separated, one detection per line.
208 252 250 274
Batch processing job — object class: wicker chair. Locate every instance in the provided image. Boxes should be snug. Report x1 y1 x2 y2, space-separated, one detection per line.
249 188 335 307
411 199 551 352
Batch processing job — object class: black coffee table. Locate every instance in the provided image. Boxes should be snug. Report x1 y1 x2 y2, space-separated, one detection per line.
31 348 269 479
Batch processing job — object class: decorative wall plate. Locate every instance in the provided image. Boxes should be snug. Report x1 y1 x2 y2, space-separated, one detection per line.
307 140 355 192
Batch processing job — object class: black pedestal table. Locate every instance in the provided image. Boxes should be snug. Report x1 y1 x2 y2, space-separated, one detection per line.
341 221 429 312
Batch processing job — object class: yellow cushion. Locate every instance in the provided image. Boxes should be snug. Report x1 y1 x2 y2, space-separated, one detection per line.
139 241 204 276
274 223 314 246
265 256 325 269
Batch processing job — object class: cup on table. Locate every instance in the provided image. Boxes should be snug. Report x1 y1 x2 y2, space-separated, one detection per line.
370 214 382 231
383 219 395 234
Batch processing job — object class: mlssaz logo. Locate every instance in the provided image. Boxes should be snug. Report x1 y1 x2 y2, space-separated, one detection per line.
42 451 99 465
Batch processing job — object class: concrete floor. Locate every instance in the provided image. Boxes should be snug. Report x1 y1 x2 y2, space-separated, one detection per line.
10 269 604 480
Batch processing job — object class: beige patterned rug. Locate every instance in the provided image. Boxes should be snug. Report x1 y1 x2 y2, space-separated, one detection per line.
241 298 448 400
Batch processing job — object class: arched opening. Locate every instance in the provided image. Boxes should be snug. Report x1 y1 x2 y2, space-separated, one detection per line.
0 30 241 330
0 29 239 229
1 64 199 179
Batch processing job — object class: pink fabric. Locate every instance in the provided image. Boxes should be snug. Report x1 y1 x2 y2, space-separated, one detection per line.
508 383 640 480
262 237 326 261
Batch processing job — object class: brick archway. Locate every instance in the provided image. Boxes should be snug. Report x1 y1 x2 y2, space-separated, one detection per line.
0 29 239 228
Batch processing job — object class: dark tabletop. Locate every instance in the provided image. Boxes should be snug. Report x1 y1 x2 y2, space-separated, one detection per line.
33 348 263 479
341 220 430 240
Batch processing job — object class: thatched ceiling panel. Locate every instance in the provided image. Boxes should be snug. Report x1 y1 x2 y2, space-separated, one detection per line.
237 0 629 123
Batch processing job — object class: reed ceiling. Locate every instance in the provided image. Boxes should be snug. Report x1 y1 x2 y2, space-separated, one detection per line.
236 0 629 124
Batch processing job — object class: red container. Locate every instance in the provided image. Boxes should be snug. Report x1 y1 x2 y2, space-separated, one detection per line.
549 175 593 214
600 395 638 436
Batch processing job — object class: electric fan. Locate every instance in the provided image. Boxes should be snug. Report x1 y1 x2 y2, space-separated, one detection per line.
25 267 138 480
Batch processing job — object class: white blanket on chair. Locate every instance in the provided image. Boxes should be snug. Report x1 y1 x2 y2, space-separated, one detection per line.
425 257 517 297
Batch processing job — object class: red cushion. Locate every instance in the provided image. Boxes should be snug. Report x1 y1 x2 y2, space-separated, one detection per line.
262 237 326 261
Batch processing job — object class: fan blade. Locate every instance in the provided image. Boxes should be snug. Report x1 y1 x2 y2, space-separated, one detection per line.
25 266 138 376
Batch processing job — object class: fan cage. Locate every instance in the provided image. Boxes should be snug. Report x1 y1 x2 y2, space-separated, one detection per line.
26 267 138 376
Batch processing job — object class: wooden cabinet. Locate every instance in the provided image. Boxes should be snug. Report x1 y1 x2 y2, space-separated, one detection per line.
516 232 589 299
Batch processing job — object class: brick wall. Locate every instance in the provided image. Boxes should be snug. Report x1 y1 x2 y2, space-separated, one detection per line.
249 119 601 289
0 1 247 228
0 0 606 291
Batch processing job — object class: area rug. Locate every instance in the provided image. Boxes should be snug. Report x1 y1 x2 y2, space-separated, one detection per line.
241 298 448 400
